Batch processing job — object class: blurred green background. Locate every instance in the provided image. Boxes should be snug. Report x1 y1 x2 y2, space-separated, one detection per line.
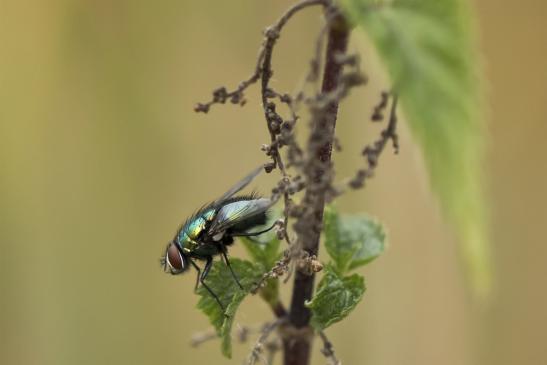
1 1 546 364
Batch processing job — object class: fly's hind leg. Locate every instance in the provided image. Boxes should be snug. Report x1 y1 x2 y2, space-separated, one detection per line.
230 222 277 238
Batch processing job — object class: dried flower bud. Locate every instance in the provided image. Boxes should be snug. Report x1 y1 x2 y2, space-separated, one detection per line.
194 103 210 113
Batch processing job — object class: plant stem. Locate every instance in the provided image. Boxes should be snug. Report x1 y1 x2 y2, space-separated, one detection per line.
283 12 350 365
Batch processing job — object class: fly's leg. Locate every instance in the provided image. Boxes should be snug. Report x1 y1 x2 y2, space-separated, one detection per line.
220 248 244 290
188 259 201 293
199 257 225 313
230 222 276 237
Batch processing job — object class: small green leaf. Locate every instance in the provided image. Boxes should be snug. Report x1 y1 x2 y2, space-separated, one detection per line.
342 0 490 298
240 220 283 308
240 232 281 269
324 207 385 274
196 258 262 358
306 266 366 330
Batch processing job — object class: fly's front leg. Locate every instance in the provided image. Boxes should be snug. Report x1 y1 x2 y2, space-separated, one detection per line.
188 259 201 293
200 256 225 313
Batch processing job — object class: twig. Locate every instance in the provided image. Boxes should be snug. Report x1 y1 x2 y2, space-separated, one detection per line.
251 250 292 294
194 0 330 115
348 93 399 190
264 340 282 365
304 53 366 111
259 1 331 176
259 2 334 253
305 20 329 85
319 331 341 365
191 325 252 347
190 329 218 347
246 318 286 365
371 91 390 122
194 50 265 113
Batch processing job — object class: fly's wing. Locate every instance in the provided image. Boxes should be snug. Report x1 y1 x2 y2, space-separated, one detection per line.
212 166 264 207
208 198 272 237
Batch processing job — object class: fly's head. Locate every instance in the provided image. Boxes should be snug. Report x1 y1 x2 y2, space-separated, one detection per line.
161 240 189 275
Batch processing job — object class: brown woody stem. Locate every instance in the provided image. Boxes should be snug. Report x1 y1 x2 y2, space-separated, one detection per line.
283 11 350 365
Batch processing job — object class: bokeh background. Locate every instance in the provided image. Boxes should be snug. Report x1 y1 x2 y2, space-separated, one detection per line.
1 1 546 364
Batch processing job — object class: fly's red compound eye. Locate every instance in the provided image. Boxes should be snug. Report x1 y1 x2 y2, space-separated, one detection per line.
166 243 184 273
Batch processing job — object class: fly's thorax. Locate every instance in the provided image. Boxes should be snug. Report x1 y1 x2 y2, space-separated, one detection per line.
177 209 216 251
177 234 198 252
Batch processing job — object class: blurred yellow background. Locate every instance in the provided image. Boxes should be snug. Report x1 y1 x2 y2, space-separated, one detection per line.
1 1 546 364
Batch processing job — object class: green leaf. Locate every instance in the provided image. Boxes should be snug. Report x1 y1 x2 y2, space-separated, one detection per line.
240 232 281 270
324 207 385 274
240 226 282 307
342 0 490 297
196 258 262 358
306 266 366 330
239 218 283 308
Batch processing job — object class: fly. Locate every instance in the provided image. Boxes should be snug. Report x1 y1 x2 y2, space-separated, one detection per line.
160 166 275 312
